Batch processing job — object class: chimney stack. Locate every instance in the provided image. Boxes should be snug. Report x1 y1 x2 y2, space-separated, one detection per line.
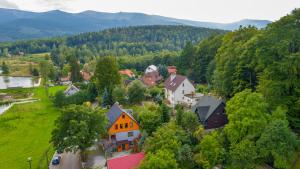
170 72 176 81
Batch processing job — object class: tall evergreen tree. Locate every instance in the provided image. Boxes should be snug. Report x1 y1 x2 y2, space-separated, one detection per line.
95 56 121 94
70 56 82 82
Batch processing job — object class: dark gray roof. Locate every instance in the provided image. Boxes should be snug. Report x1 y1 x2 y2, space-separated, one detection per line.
106 102 136 127
164 74 186 92
192 96 224 121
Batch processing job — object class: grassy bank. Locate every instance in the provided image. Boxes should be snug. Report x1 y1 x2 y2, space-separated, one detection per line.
0 86 65 169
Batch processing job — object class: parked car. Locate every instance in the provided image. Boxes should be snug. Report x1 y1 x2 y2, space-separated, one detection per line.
51 156 61 165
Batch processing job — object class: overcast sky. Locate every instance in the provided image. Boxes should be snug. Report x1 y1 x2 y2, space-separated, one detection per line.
1 0 300 23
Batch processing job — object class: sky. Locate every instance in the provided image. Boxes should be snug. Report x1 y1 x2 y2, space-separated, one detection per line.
0 0 300 23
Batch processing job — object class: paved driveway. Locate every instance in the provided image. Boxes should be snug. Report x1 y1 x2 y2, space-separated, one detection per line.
60 152 82 169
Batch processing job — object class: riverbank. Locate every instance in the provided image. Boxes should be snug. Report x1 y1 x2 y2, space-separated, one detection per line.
0 86 66 169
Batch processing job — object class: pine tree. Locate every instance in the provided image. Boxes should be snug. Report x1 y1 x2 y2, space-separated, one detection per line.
102 88 113 107
1 61 9 74
160 103 170 123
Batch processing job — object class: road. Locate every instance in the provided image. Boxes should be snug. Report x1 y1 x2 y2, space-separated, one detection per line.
60 152 82 169
49 152 82 169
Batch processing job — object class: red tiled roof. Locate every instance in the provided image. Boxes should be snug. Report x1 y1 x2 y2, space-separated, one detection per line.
119 69 135 78
167 66 177 74
141 71 162 87
107 152 145 169
81 71 92 81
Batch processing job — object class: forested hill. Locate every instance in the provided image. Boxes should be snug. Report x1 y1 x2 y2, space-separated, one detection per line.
0 25 226 56
0 8 270 41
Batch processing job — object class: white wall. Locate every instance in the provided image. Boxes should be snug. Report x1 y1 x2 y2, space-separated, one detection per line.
173 79 195 105
116 130 140 141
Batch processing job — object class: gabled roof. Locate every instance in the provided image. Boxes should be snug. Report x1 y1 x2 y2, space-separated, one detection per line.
106 102 136 127
119 69 135 78
107 152 145 169
141 71 162 87
192 96 224 122
164 74 187 92
64 84 80 96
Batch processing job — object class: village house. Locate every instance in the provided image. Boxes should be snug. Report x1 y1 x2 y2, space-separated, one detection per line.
192 95 228 129
167 66 177 74
106 102 141 152
119 69 135 78
141 71 163 87
80 70 92 82
145 65 158 73
164 72 195 106
107 152 145 169
64 84 80 96
59 73 71 85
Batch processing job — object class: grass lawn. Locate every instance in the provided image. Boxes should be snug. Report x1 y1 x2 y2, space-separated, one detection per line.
0 53 50 76
0 86 65 169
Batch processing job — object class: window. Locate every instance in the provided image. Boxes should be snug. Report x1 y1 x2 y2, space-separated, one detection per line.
182 83 184 87
115 124 118 130
182 90 184 94
125 123 128 128
128 132 133 137
130 122 133 128
120 124 123 129
122 114 125 119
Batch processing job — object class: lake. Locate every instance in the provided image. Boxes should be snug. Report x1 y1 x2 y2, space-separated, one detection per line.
0 76 41 89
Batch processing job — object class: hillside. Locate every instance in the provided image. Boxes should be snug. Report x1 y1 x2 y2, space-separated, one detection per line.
0 8 271 41
0 25 226 56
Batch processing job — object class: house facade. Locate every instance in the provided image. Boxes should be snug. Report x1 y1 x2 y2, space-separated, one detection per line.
141 71 163 87
164 73 195 106
107 103 140 152
64 84 80 96
192 96 228 129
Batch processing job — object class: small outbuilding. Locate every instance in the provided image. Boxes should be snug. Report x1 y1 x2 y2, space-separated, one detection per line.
64 84 80 96
192 96 228 129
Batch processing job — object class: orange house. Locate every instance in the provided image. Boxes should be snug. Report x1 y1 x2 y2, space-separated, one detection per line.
107 103 140 152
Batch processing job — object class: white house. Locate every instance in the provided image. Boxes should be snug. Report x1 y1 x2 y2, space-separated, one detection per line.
145 65 158 73
164 73 195 106
64 84 80 96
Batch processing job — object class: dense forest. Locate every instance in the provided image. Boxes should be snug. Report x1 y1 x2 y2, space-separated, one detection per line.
179 9 300 133
0 25 225 57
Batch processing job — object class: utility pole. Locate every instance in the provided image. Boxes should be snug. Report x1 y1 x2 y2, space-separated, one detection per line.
27 157 32 169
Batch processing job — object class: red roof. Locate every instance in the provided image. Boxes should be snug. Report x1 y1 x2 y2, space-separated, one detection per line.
119 69 135 78
108 152 145 169
80 71 92 81
167 66 177 74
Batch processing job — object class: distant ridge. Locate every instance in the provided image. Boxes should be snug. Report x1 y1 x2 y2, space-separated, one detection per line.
0 8 271 41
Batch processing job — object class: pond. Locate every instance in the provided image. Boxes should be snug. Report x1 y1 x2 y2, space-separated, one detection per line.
0 76 41 89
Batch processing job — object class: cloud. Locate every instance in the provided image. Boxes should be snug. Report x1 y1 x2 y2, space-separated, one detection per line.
0 0 18 9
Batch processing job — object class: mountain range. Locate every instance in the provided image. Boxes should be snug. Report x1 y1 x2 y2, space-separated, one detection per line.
0 8 271 42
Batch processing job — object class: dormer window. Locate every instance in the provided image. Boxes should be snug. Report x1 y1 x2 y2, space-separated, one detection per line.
122 114 125 119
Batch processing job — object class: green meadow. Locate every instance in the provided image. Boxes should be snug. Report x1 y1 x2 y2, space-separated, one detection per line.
0 86 65 169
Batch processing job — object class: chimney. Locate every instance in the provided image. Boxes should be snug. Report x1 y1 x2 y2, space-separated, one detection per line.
170 72 176 81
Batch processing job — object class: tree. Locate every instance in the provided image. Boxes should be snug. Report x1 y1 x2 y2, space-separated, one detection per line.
229 139 258 169
112 86 127 105
139 110 162 135
139 149 179 169
69 56 82 82
53 90 66 107
144 122 186 155
1 61 9 74
160 103 170 123
95 56 121 94
51 105 107 158
194 132 225 169
32 68 39 76
256 109 299 169
177 144 195 169
102 87 113 107
179 42 195 74
224 89 270 144
128 80 146 104
181 111 200 133
158 64 168 79
175 106 184 126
